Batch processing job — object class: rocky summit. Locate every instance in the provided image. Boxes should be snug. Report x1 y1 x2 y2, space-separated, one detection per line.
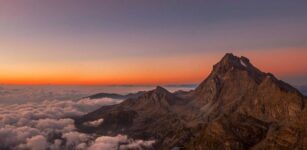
75 53 307 150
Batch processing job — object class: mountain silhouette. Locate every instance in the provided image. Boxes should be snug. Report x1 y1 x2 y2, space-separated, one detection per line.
75 53 306 150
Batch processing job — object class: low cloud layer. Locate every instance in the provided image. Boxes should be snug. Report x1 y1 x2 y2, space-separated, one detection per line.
0 85 195 104
0 98 154 150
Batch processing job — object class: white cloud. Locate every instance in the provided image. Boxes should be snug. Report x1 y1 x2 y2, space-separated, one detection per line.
0 97 154 150
26 135 48 150
88 135 128 150
120 140 156 150
0 125 40 148
62 132 91 147
88 135 155 150
83 118 104 127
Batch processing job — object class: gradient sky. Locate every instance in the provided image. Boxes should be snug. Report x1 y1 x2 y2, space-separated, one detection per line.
0 0 307 85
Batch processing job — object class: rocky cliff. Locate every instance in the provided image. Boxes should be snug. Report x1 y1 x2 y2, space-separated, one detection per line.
76 53 306 150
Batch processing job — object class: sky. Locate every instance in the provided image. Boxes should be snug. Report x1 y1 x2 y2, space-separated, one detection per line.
0 0 307 85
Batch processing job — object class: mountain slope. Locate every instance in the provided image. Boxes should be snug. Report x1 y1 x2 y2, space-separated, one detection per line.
76 86 193 149
76 53 306 150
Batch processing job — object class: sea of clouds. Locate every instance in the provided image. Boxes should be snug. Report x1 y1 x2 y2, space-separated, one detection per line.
0 85 196 104
0 85 196 150
0 97 155 150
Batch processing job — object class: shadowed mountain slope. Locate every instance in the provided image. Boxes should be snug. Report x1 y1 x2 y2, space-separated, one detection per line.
76 53 306 150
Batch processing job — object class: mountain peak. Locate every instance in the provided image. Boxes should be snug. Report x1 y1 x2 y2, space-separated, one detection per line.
221 53 236 61
155 86 168 92
196 53 267 95
217 53 251 70
149 86 171 95
208 53 267 83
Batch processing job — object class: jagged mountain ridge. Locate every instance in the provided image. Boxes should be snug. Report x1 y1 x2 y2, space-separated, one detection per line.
76 53 306 150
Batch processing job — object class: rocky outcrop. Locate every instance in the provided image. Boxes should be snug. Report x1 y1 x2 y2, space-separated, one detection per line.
76 53 307 150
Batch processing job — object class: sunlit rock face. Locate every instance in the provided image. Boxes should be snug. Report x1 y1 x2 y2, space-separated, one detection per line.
76 53 307 150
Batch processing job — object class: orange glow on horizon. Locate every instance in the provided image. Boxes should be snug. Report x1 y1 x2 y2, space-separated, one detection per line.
0 54 212 85
0 70 208 85
0 47 306 85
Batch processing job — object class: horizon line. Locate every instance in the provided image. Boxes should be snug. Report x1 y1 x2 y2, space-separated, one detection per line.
0 83 198 87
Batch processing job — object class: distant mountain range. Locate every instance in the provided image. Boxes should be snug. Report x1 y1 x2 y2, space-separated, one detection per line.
85 91 146 100
76 53 307 150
